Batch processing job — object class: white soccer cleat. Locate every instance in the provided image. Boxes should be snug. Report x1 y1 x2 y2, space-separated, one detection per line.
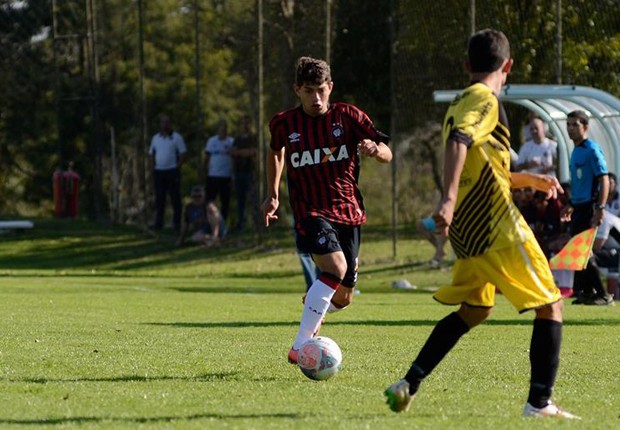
384 379 415 413
523 402 581 419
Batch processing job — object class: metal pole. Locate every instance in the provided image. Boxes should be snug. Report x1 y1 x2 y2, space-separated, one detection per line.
110 126 119 222
555 0 562 84
51 0 63 169
390 0 397 258
138 0 148 225
325 0 332 62
194 0 204 182
257 0 265 243
469 0 475 35
87 0 103 219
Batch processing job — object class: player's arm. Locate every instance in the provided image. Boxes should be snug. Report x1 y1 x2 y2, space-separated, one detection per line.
592 174 610 226
510 172 563 200
178 151 187 168
433 138 467 233
358 139 392 163
262 147 285 227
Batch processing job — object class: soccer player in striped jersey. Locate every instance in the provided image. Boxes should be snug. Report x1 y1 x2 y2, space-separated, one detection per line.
262 56 392 365
385 29 579 419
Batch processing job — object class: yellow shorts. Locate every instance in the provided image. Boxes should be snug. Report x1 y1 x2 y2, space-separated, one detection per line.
434 238 562 313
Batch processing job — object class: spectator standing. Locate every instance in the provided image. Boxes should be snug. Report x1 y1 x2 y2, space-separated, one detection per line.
231 115 258 231
149 114 187 232
516 116 558 176
204 120 234 223
560 110 613 305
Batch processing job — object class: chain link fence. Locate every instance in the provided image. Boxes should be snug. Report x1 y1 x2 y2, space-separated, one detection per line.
1 0 618 236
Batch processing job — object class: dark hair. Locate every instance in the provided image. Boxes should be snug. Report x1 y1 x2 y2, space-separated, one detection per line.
190 185 204 196
609 172 617 182
468 29 510 73
567 110 589 126
295 57 331 86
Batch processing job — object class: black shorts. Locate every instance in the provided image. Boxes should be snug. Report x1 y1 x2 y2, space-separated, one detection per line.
295 217 361 288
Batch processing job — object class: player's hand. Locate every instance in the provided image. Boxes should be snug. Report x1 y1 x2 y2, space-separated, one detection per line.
433 199 456 236
261 197 279 227
531 173 563 200
560 204 573 223
358 139 379 158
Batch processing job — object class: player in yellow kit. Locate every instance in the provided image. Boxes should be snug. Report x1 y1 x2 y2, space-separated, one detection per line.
385 29 579 419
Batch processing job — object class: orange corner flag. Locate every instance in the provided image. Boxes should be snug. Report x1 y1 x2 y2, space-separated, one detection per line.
549 228 597 271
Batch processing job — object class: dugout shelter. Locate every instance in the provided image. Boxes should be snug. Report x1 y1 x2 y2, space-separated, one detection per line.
433 85 620 182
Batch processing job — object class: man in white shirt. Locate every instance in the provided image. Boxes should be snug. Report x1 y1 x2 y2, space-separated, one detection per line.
516 116 558 177
605 173 620 216
149 114 187 231
204 120 233 223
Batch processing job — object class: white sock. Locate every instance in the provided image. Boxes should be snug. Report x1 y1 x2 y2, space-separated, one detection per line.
327 301 348 313
292 278 338 350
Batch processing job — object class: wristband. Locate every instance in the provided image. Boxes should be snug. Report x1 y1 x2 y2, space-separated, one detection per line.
594 203 605 210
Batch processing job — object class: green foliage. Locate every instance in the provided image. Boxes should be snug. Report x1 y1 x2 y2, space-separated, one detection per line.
0 220 619 428
1 0 619 225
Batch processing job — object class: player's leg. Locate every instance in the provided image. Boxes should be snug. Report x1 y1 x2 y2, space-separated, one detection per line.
329 224 360 313
525 301 565 412
476 240 578 418
289 218 346 363
386 258 493 412
523 303 579 418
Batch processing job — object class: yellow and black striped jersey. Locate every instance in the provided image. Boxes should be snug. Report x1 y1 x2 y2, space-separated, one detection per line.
442 82 533 259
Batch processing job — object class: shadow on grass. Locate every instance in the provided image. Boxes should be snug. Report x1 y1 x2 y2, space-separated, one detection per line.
169 285 304 294
0 412 299 426
9 372 239 384
0 219 410 272
0 219 295 271
147 317 620 329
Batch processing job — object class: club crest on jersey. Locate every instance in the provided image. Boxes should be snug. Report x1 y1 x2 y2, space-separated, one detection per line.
288 132 301 143
290 145 350 168
332 126 344 138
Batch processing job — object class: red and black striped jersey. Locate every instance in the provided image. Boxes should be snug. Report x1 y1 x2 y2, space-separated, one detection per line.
269 102 389 226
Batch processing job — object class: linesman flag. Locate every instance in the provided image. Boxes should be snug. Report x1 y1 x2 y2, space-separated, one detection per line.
549 228 597 271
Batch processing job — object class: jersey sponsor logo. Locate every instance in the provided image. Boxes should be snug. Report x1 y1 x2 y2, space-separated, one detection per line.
290 145 350 168
288 132 301 143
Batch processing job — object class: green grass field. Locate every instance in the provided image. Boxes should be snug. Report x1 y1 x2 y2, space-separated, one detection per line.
1 220 618 429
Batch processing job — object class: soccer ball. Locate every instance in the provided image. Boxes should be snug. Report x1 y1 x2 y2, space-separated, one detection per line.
298 336 342 381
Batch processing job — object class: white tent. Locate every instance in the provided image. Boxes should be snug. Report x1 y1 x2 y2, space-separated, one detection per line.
434 85 620 182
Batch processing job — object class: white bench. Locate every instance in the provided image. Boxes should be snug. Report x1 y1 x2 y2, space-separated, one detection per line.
0 220 34 232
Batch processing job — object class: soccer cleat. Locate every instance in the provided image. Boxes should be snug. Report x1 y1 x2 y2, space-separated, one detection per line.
287 348 299 364
523 402 581 419
584 294 615 306
384 379 415 413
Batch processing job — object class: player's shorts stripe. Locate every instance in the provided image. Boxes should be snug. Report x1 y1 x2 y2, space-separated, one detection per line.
517 243 554 299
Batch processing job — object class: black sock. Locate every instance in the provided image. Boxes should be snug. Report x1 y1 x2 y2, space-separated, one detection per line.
528 318 562 408
404 312 470 395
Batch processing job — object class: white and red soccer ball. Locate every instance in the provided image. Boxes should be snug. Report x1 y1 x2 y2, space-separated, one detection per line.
297 336 342 381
